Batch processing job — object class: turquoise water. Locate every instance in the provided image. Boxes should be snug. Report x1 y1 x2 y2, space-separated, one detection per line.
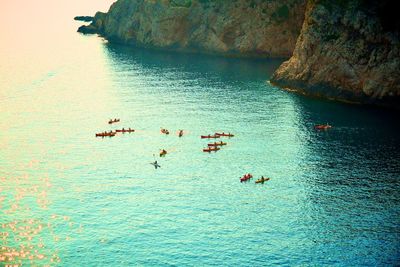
1 1 400 266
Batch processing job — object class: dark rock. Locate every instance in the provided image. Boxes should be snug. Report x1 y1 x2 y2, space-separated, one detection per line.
74 16 94 22
271 0 400 109
76 0 400 108
77 25 98 34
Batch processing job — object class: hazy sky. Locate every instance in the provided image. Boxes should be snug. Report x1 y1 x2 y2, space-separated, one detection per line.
0 0 116 89
1 0 115 38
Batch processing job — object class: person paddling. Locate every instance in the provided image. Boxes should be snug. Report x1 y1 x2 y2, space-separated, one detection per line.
151 160 161 169
160 149 167 157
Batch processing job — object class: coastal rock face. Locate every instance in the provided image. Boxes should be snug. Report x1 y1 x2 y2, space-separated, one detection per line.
78 0 306 58
78 0 400 108
271 0 400 107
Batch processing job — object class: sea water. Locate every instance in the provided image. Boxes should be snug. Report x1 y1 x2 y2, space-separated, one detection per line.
1 1 399 266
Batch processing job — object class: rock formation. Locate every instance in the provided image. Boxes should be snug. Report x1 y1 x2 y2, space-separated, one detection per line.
271 0 400 108
78 0 400 108
74 16 94 22
78 0 306 58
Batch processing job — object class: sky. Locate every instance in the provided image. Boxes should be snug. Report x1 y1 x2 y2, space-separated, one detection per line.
1 0 115 40
0 0 116 94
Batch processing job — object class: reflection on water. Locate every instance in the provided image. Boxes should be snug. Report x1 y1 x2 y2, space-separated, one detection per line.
1 5 400 265
0 170 77 266
105 43 283 81
2 38 399 265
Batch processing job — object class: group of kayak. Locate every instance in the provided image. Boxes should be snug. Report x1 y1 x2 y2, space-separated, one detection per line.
202 132 233 153
202 141 227 152
160 128 185 137
241 173 270 184
100 121 270 184
96 128 135 138
99 118 329 185
158 129 183 156
158 130 185 157
96 119 136 138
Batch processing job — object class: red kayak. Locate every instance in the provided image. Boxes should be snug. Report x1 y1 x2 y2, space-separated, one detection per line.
203 147 220 152
215 132 234 137
314 124 332 130
96 131 116 137
208 141 227 147
201 135 220 139
240 173 253 182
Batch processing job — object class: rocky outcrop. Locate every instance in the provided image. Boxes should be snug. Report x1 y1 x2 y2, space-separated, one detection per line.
77 12 107 34
271 0 400 108
78 0 400 108
74 16 94 22
78 0 306 58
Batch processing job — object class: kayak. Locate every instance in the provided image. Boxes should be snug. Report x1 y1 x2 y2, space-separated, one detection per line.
215 133 234 137
160 150 167 156
150 162 161 169
208 141 227 147
108 119 120 124
116 129 135 133
95 132 116 137
201 135 220 139
161 129 170 135
255 177 270 184
178 130 184 137
240 173 253 182
314 124 332 130
203 147 220 152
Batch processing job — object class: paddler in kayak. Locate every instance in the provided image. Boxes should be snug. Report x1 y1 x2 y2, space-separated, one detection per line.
160 149 167 157
151 160 161 169
161 128 170 135
178 130 184 137
255 176 270 184
314 123 332 130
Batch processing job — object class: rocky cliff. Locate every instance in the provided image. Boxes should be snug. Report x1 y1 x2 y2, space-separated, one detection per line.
78 0 306 58
78 0 400 108
271 0 400 108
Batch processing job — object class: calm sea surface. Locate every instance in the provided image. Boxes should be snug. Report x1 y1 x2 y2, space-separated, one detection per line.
1 1 400 266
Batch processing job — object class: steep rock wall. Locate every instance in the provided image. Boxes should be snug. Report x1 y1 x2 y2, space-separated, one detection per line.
78 0 400 108
271 0 400 108
78 0 306 58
